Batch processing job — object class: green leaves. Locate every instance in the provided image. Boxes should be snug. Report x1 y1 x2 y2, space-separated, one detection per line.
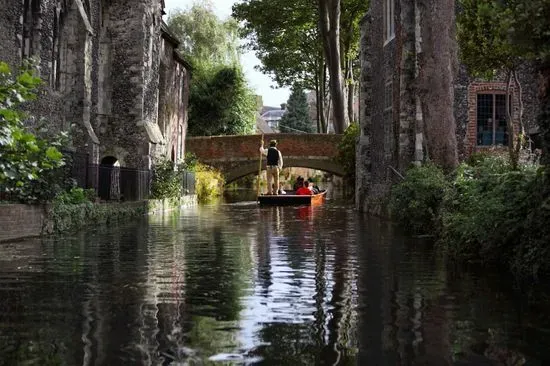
167 3 240 68
0 62 66 203
279 84 314 133
458 0 550 76
233 0 322 89
167 4 257 137
188 65 256 136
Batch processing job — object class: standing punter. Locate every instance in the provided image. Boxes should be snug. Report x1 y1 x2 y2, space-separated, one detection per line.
260 139 283 195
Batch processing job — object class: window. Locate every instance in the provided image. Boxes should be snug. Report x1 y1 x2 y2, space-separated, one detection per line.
178 124 183 160
22 0 40 60
476 93 511 146
384 81 393 112
384 0 395 43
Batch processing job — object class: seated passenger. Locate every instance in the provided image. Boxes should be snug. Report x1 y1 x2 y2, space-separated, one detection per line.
296 181 312 195
293 176 304 192
307 178 320 194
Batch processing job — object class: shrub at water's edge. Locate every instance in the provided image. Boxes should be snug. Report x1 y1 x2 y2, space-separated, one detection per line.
194 163 224 203
389 164 449 235
389 155 550 279
181 153 224 203
335 123 359 198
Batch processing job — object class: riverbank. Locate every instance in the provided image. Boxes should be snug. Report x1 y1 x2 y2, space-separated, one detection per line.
0 196 196 242
388 154 549 280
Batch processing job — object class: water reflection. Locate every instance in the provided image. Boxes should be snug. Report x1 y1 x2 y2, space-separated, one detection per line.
0 204 549 365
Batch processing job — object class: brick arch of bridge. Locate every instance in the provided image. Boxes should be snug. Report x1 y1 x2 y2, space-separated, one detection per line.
185 134 345 183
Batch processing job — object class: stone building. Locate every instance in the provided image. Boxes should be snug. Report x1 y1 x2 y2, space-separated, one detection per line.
357 0 540 213
0 0 190 170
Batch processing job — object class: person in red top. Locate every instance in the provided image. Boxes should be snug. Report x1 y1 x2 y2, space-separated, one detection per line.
295 180 312 195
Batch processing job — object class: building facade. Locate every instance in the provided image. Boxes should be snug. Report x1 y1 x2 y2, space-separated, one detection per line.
0 0 190 169
357 0 540 213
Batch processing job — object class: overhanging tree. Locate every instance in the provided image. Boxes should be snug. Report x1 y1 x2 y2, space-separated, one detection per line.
233 0 368 134
232 0 328 132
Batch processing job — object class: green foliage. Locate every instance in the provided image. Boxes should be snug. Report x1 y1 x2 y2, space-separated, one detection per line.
279 84 314 133
167 3 257 137
50 201 145 234
335 122 359 182
167 2 240 67
233 0 322 90
187 65 257 136
389 164 450 235
457 0 519 78
439 157 549 278
233 0 368 90
150 159 183 199
387 153 550 279
458 0 550 75
54 187 95 205
505 0 550 63
0 62 65 203
195 162 225 203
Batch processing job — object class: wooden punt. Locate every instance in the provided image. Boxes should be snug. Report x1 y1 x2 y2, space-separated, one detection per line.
257 190 327 206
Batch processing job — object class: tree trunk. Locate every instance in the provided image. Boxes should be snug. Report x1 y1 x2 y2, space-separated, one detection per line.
539 61 550 168
346 58 355 124
416 0 458 171
318 0 348 134
321 63 329 133
512 70 525 160
504 70 520 168
315 74 321 133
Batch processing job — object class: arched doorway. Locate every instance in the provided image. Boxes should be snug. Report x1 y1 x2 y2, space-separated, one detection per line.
98 156 120 200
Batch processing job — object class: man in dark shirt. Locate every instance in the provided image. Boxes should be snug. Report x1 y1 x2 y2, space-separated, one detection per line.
260 139 283 195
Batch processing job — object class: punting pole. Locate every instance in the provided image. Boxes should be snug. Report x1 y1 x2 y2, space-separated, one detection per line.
257 134 264 198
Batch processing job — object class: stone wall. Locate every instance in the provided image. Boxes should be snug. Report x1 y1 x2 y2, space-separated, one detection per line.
357 0 418 214
0 197 197 242
0 204 48 242
0 0 190 170
155 23 191 163
358 0 542 213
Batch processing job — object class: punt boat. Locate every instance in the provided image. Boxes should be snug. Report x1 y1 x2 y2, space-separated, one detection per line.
257 190 327 206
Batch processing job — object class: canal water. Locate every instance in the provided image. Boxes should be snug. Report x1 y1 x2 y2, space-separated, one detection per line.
0 194 549 365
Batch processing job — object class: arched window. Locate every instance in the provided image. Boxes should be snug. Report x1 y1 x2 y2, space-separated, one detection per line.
22 0 41 60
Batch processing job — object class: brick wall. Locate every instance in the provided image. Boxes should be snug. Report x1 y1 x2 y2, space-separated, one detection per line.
0 205 48 242
186 133 342 161
465 82 521 155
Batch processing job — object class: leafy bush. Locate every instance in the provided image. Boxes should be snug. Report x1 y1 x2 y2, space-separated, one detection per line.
440 156 549 277
187 65 257 136
389 163 450 235
194 162 224 203
54 187 95 205
0 61 65 203
335 122 359 184
150 159 182 199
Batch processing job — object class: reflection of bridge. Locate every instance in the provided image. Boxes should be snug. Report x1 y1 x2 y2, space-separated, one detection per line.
185 134 345 183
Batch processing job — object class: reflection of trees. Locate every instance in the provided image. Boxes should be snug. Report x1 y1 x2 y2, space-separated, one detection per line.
252 205 358 364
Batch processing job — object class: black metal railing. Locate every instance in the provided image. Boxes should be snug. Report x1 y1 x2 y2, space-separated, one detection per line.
182 171 196 195
64 151 195 201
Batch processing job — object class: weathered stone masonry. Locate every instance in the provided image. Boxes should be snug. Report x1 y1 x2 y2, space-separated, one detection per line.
0 0 190 170
357 0 541 213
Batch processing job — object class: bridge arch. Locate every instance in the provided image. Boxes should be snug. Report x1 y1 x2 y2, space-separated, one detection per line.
185 133 345 183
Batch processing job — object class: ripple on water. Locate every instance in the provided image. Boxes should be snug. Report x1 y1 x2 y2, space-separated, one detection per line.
0 204 549 365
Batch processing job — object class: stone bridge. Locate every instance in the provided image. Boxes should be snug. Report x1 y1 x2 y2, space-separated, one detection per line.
185 133 345 183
